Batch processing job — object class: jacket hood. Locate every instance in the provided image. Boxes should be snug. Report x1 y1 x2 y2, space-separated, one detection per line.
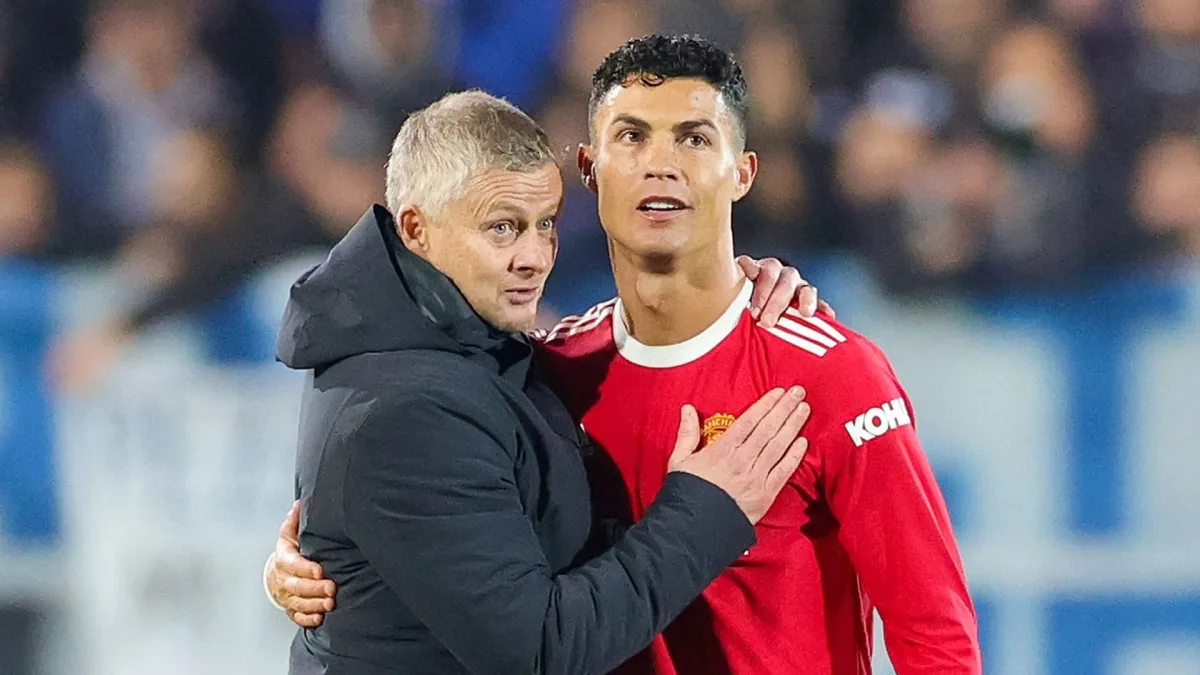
276 205 531 382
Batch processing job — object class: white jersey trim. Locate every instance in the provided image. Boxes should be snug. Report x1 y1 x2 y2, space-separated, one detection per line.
776 316 836 347
762 308 848 357
785 308 847 343
538 299 618 342
613 279 752 368
764 326 828 356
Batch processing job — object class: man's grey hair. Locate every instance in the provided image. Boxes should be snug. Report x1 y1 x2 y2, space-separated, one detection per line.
385 90 557 220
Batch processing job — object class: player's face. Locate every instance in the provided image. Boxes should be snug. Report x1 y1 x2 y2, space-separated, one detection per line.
581 78 757 262
402 164 563 332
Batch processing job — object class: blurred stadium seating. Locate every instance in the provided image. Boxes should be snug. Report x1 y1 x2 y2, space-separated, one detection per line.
1 1 1198 674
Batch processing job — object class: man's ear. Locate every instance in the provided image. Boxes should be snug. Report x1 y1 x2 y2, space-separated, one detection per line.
733 150 758 202
577 144 598 195
395 205 430 254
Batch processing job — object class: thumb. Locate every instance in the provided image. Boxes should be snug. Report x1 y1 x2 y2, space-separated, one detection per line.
669 405 701 468
280 501 301 546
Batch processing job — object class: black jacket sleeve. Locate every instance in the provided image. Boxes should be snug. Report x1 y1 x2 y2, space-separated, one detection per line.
342 387 756 675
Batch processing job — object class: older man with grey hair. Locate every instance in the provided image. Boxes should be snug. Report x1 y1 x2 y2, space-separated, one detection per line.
275 89 815 675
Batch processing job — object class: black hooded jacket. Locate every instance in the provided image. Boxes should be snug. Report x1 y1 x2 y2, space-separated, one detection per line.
278 206 756 675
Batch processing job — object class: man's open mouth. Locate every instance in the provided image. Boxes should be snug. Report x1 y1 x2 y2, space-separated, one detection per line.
637 197 689 212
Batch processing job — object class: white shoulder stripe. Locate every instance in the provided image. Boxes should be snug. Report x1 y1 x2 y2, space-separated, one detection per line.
545 303 615 341
805 315 848 343
550 298 617 329
764 326 829 356
578 298 618 322
784 309 847 343
775 316 838 348
567 306 613 337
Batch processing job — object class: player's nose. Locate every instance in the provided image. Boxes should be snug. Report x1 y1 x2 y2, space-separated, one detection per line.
642 136 680 181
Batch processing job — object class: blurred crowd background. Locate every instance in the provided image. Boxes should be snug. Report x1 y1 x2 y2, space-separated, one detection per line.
0 0 1198 674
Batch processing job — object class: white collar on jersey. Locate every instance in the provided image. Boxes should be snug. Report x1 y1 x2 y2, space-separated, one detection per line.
613 278 753 368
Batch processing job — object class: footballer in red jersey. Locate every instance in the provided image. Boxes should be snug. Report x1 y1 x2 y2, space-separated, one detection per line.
535 34 979 674
534 280 978 675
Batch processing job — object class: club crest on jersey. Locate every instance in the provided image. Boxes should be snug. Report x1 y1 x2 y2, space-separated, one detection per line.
701 413 736 446
844 397 911 447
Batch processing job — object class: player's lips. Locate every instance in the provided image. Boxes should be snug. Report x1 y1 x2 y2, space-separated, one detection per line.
505 287 540 305
636 196 691 223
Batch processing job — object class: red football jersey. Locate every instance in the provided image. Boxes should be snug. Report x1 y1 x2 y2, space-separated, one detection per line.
533 280 981 675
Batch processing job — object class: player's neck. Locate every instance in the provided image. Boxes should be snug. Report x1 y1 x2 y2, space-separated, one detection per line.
609 237 744 347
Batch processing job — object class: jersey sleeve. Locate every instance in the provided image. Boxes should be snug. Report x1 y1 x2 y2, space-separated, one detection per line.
816 339 982 674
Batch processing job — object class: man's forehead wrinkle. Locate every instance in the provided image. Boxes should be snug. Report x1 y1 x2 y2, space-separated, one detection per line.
485 200 551 218
464 170 562 219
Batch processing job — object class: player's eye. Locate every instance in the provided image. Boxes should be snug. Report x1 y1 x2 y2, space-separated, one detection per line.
618 129 643 143
536 217 556 232
683 133 710 148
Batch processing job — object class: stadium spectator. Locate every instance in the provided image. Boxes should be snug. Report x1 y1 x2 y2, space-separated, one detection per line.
0 140 51 258
318 0 459 123
1132 132 1200 265
0 140 59 543
46 81 386 392
36 0 231 257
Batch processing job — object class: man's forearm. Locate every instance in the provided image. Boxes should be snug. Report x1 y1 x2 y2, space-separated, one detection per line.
537 472 756 675
352 471 755 675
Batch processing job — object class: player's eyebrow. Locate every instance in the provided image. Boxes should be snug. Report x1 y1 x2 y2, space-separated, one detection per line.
609 114 719 136
674 118 719 135
610 114 651 131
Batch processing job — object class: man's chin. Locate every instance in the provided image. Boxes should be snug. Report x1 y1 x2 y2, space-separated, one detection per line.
613 229 692 264
490 306 540 333
624 244 688 272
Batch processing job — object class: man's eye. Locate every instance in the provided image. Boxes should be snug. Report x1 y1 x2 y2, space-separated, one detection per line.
491 221 515 236
537 218 556 231
619 129 642 143
684 133 709 147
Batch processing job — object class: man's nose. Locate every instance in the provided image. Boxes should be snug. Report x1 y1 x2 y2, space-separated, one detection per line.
511 232 555 276
643 136 680 181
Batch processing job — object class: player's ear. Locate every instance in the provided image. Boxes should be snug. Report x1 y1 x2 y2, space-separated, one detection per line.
395 205 431 254
577 144 598 195
733 150 758 203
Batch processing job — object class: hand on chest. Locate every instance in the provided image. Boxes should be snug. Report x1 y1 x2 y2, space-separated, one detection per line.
580 365 825 535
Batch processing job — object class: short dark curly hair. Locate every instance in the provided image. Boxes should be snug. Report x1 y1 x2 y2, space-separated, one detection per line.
588 34 749 148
